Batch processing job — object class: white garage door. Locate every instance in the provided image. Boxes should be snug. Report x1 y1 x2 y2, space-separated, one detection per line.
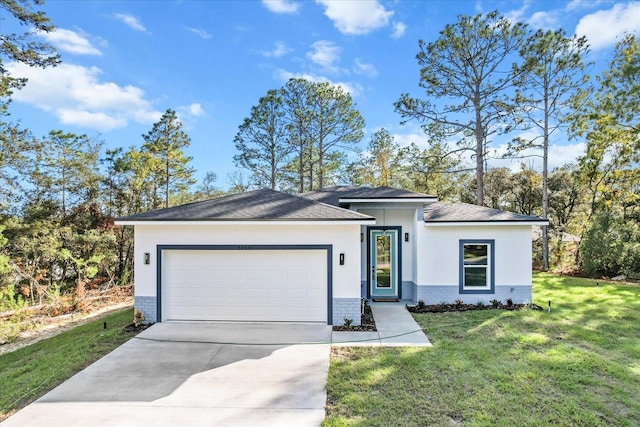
161 249 328 322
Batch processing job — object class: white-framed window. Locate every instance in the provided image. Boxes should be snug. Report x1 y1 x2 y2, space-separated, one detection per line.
459 240 494 293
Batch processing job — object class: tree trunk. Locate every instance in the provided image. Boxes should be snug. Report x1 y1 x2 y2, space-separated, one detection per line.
541 75 550 271
475 101 484 206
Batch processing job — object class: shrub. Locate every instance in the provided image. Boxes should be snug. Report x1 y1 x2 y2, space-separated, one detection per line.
580 212 640 278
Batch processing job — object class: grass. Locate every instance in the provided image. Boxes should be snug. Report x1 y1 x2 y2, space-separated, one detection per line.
324 273 640 426
0 307 137 422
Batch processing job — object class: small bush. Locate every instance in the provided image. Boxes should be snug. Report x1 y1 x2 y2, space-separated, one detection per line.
454 299 464 308
417 299 426 309
490 299 501 308
343 318 353 329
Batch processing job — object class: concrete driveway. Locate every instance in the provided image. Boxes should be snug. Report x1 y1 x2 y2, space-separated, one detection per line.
3 322 332 427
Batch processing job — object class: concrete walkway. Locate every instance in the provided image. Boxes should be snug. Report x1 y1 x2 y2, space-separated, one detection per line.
332 301 432 347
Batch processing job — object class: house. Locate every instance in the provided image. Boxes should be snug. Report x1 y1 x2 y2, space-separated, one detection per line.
115 186 548 326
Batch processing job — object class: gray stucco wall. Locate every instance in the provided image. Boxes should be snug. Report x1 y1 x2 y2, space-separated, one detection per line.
333 297 361 326
134 296 157 324
416 285 532 305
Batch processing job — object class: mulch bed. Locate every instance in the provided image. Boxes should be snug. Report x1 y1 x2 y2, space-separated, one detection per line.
123 323 153 333
332 301 377 331
407 301 542 313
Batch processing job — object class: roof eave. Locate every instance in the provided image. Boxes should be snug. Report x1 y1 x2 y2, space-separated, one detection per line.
340 197 437 204
115 218 377 226
424 220 549 227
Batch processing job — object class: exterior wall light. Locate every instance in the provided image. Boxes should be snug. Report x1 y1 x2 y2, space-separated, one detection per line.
339 253 345 265
144 253 150 265
405 232 409 242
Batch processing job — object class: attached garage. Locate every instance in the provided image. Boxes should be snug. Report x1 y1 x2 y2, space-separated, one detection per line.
116 188 375 326
159 246 330 323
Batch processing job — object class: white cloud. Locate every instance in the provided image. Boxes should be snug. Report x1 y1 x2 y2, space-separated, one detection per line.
307 40 341 69
187 28 212 39
260 41 293 58
262 0 300 14
316 0 393 35
40 28 102 56
188 103 205 117
353 59 377 77
492 140 586 171
114 13 147 32
57 109 126 129
6 62 162 131
503 1 530 24
391 21 407 39
565 0 608 12
392 130 431 148
527 11 558 30
275 69 362 97
576 2 640 50
504 1 558 29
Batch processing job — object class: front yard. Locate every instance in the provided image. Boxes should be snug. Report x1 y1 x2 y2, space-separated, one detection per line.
324 273 640 426
0 308 137 422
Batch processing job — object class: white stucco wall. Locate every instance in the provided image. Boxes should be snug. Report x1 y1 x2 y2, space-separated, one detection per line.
418 224 533 287
132 222 362 300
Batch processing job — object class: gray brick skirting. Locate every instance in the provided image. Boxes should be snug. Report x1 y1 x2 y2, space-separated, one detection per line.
134 296 157 324
416 285 532 305
333 297 361 326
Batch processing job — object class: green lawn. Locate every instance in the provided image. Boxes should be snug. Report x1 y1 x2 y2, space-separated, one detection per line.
324 273 640 426
0 308 136 422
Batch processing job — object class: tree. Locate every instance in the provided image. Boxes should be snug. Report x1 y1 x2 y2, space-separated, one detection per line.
0 123 36 213
483 167 515 210
580 212 640 278
0 0 60 113
308 82 365 189
547 165 583 267
510 29 590 271
35 130 102 216
234 78 365 192
395 11 527 205
347 129 405 188
398 141 469 201
233 90 291 190
570 34 640 219
142 109 195 209
193 171 224 201
281 78 314 193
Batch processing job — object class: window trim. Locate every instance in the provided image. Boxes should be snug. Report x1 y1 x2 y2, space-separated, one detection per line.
459 239 495 294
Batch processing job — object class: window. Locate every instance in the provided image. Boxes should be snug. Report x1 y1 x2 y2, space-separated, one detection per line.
459 240 494 293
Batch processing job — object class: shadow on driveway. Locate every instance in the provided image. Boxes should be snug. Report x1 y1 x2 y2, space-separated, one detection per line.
3 322 332 427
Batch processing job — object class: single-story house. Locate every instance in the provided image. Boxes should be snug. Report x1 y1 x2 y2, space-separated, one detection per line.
116 186 548 326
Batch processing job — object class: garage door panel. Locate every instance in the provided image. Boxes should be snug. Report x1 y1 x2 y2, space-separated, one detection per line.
162 249 327 322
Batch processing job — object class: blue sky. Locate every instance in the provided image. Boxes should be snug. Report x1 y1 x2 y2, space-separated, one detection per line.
5 0 640 190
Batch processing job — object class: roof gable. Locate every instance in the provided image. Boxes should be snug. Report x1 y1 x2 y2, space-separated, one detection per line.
423 202 548 223
117 188 374 222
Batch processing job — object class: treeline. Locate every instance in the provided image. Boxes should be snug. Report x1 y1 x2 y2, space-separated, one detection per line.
1 4 639 312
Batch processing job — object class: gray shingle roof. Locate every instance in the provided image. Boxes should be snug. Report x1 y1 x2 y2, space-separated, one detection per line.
117 188 374 222
423 202 548 223
300 186 435 206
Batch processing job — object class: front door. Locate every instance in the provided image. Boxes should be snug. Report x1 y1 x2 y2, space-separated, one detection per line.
370 229 398 298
